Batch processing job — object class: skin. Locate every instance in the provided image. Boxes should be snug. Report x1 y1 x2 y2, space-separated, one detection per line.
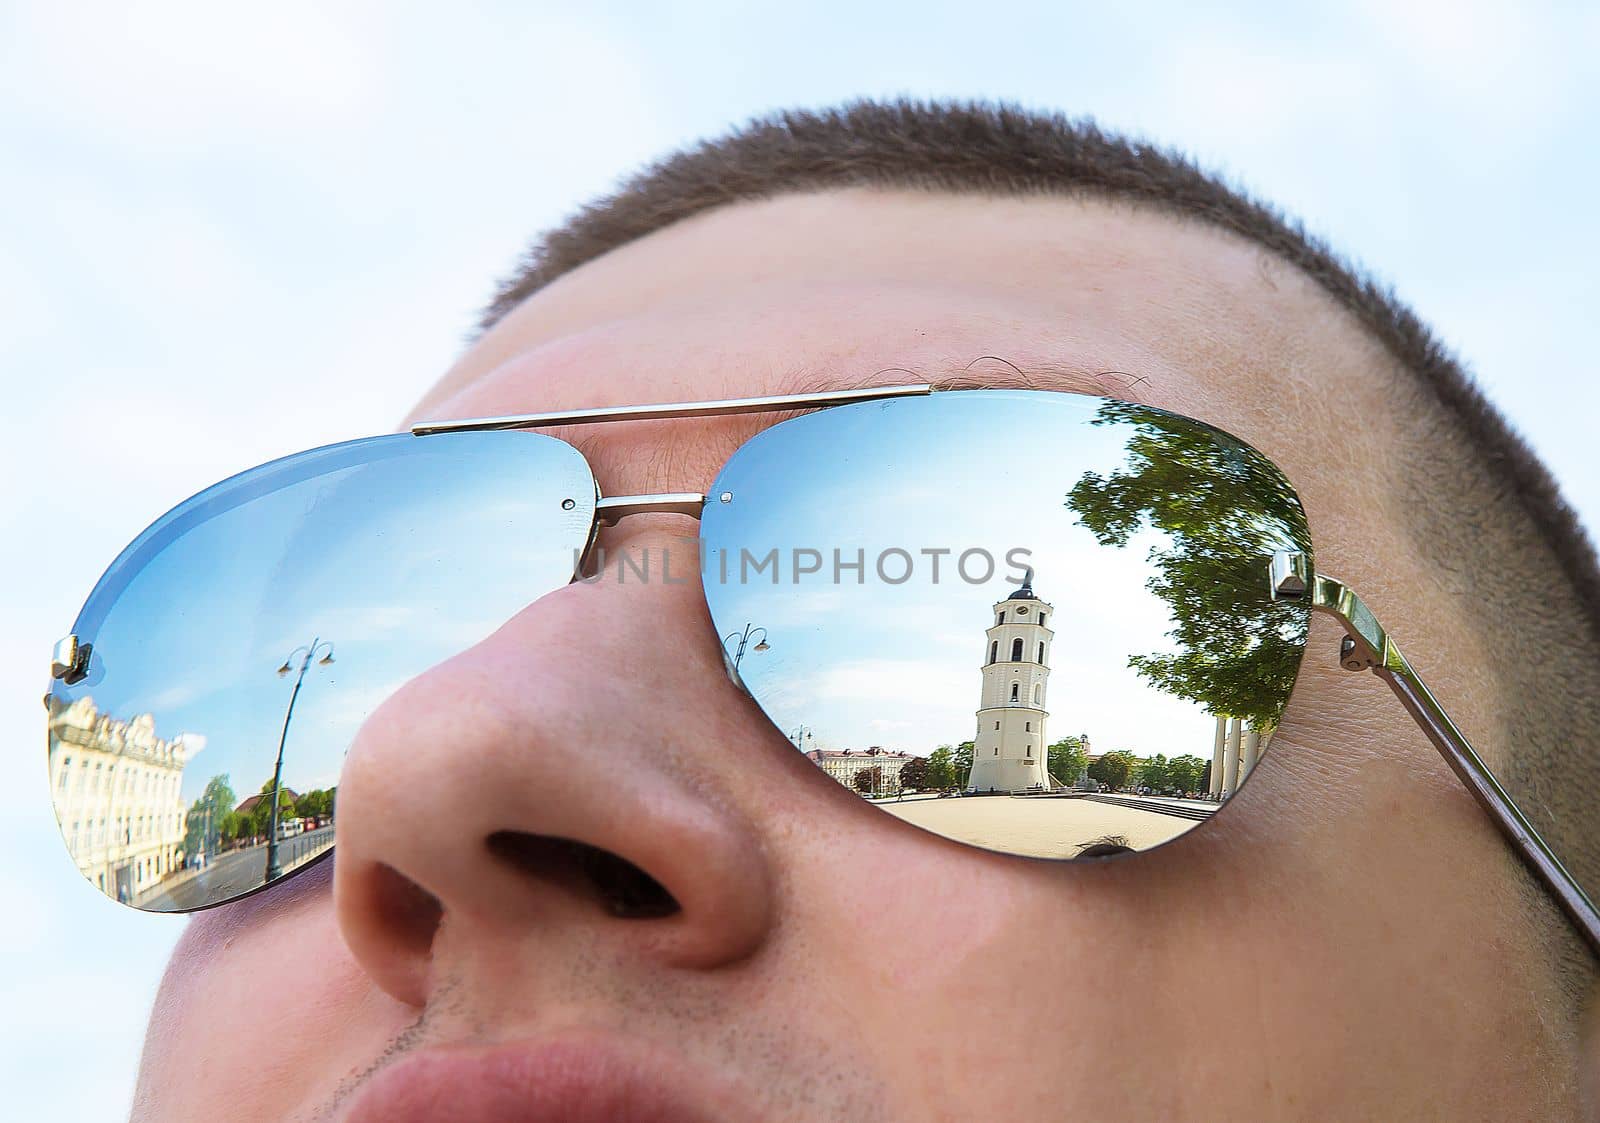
134 189 1584 1120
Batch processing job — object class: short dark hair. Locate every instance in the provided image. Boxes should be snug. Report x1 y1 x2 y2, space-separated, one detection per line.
481 99 1600 998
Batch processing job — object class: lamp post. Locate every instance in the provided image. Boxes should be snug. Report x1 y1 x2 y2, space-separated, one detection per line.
265 638 334 883
790 725 814 750
722 623 770 672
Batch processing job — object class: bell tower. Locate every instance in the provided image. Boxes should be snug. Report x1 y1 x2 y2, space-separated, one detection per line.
966 573 1053 792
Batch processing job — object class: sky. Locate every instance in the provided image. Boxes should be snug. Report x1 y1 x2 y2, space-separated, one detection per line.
703 391 1296 762
2 2 1596 1117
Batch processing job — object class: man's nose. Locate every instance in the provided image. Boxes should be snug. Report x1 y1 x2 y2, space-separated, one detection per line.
332 545 778 1007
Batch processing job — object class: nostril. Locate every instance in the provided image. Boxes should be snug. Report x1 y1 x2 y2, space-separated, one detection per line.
370 861 445 957
486 831 681 919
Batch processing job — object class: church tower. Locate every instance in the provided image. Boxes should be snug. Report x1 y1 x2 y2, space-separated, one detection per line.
966 574 1053 792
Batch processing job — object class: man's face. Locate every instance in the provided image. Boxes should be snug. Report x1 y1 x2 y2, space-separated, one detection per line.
135 190 1578 1120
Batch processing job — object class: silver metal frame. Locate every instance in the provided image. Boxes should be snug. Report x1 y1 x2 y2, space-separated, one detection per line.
413 383 935 525
411 383 934 435
1271 549 1600 955
52 382 1600 955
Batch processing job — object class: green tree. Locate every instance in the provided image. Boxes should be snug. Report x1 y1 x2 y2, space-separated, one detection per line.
1047 737 1087 785
853 766 883 795
926 746 955 789
1167 754 1206 793
294 788 332 820
1087 750 1137 790
1136 753 1171 791
1065 401 1312 727
184 774 236 859
218 810 243 846
249 778 297 839
899 756 931 791
954 741 975 787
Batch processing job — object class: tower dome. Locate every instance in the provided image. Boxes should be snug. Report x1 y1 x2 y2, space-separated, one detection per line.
1006 569 1036 599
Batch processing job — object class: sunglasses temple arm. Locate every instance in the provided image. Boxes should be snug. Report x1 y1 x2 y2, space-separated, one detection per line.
1300 569 1600 958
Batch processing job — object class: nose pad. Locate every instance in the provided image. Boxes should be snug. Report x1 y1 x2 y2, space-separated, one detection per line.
331 554 777 1007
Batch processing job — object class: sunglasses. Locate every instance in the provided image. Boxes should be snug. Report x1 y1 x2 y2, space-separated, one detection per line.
43 385 1600 954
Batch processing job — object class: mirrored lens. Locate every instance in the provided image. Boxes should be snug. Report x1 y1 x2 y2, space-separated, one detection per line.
702 391 1312 859
47 431 595 911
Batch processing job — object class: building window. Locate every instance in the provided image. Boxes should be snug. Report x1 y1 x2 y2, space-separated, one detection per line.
1033 684 1041 703
1010 682 1019 701
1010 638 1023 661
1026 744 1032 757
1038 642 1045 663
994 747 999 755
998 611 1006 624
995 721 1001 730
1025 721 1031 731
989 640 998 664
1039 613 1047 628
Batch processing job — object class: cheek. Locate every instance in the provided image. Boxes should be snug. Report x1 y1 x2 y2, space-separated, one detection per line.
137 899 410 1121
759 683 1566 1117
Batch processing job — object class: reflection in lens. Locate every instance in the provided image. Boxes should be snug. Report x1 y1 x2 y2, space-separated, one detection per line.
48 431 596 910
702 391 1312 860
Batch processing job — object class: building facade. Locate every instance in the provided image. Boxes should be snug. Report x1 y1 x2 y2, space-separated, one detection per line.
806 746 915 794
966 576 1054 792
47 695 194 904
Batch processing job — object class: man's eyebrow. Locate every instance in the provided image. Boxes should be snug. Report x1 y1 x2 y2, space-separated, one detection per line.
781 355 1153 403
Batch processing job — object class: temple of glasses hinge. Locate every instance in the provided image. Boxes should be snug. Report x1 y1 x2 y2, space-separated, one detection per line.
51 634 89 685
1269 549 1391 672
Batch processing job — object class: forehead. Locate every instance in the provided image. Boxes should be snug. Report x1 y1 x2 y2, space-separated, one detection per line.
413 188 1384 430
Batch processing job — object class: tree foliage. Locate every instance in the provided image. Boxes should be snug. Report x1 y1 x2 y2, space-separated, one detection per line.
247 778 298 838
1136 753 1171 791
926 746 956 790
218 810 243 845
853 766 883 795
1166 754 1206 793
1065 401 1311 727
1087 751 1137 790
954 741 974 788
899 756 931 791
1047 737 1087 786
294 789 334 820
184 774 236 858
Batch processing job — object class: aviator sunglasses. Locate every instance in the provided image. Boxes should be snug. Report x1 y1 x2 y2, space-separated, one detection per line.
44 384 1600 954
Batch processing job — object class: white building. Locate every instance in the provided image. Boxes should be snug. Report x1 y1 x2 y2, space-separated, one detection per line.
806 746 915 794
966 576 1054 792
47 695 194 904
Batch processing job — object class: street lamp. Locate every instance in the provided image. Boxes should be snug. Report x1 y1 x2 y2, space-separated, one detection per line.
790 725 814 750
265 638 334 883
722 623 770 672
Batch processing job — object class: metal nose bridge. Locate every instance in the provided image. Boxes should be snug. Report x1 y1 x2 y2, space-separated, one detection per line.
595 493 706 525
410 384 933 529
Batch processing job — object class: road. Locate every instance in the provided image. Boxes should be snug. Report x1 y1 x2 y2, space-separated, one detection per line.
139 825 335 911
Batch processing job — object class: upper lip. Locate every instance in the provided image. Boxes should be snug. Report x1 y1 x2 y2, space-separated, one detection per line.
336 1032 732 1123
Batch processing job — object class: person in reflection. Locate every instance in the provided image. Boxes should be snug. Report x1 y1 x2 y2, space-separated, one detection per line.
134 102 1599 1120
